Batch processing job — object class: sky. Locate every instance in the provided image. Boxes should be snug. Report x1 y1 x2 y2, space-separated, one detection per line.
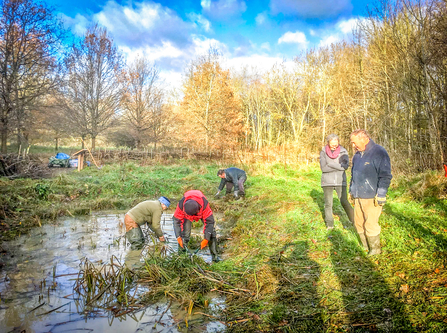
46 0 372 90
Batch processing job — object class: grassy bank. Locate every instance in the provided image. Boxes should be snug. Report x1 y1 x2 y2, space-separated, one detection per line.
1 161 446 331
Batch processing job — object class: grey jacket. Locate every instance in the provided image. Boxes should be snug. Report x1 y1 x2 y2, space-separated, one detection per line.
319 145 350 187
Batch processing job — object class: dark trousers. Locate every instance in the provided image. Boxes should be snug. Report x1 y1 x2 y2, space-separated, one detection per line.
323 186 354 227
173 218 216 245
225 176 246 195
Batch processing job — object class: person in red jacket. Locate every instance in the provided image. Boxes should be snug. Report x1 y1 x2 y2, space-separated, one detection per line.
173 190 221 262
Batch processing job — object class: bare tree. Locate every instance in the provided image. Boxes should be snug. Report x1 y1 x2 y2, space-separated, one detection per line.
121 57 164 149
0 0 64 153
61 24 123 149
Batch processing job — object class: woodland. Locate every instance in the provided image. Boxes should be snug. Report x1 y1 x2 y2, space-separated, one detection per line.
0 0 446 172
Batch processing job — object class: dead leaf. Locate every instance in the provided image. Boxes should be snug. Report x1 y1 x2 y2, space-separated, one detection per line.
400 284 410 293
435 268 440 274
311 239 317 244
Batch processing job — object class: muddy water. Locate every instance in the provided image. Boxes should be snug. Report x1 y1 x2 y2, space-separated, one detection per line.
0 212 225 333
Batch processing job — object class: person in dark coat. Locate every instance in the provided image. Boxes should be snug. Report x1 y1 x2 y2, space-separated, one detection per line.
215 167 247 199
319 134 354 230
350 129 392 255
173 190 221 262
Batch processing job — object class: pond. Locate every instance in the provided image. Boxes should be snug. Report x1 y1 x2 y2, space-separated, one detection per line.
0 212 226 333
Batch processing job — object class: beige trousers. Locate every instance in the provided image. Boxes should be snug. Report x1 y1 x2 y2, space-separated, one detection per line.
354 198 383 237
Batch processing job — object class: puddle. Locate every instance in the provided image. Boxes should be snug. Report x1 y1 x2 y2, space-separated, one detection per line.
0 212 226 332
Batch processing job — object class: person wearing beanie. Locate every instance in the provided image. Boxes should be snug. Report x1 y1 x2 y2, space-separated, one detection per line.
173 190 221 262
125 196 171 250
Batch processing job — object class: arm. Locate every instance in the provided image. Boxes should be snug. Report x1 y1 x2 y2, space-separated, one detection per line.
376 150 392 197
202 214 215 241
217 178 226 191
151 208 164 239
320 150 345 172
339 153 350 170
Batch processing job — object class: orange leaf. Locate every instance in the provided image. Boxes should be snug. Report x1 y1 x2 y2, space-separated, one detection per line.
311 239 317 244
435 268 440 274
400 284 410 293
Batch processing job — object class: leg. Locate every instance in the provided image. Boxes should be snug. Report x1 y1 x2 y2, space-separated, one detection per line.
238 177 246 196
323 186 335 229
358 198 383 255
208 228 221 262
353 199 368 251
173 217 192 253
124 214 144 250
336 186 354 224
225 182 234 195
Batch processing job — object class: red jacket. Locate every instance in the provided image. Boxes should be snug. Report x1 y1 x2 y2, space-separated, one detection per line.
174 190 214 239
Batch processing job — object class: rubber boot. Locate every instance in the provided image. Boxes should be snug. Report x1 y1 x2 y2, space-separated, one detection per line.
366 234 382 256
126 227 145 250
209 237 221 263
358 233 369 251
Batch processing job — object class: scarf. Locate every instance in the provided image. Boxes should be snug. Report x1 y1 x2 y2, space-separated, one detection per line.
325 144 340 159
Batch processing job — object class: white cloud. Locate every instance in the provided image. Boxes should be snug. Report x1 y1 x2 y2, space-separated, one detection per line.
319 35 340 47
187 13 212 32
270 0 352 19
201 0 247 20
278 31 308 45
337 18 359 34
255 12 267 25
261 42 271 51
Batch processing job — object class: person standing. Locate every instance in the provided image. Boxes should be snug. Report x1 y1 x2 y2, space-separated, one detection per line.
173 190 221 262
215 167 247 199
125 196 171 250
350 129 392 255
319 134 354 230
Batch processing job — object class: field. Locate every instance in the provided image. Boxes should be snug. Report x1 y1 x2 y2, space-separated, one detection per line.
1 160 446 332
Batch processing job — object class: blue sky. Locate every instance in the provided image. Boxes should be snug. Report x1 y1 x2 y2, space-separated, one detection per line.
47 0 371 89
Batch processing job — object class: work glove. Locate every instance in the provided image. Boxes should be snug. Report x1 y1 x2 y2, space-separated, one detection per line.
200 239 209 249
374 195 386 207
234 190 239 199
214 191 221 198
177 236 184 248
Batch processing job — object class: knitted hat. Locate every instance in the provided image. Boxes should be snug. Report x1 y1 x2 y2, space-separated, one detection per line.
158 196 171 208
184 199 199 215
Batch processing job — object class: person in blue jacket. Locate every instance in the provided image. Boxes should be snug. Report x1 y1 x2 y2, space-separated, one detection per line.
349 129 392 255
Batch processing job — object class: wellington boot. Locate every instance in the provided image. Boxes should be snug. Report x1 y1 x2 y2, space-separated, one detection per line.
209 237 221 263
358 233 369 251
366 235 382 256
126 227 145 250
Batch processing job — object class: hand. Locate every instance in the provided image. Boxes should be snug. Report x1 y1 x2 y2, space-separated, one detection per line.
214 191 221 198
234 190 239 199
200 239 209 249
159 236 166 242
374 195 386 207
177 236 184 248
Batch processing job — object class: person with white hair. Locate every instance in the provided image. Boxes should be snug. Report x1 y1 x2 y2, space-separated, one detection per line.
319 133 354 230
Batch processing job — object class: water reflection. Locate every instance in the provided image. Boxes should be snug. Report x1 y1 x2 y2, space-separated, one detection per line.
0 212 225 332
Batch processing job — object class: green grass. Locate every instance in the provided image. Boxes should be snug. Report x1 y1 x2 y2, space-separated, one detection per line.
1 160 446 332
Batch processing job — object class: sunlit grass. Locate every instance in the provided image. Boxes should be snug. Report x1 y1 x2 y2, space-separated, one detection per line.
1 161 446 331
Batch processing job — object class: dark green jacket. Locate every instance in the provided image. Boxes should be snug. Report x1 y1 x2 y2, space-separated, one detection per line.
218 167 247 192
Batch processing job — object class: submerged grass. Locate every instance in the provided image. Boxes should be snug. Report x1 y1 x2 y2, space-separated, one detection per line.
1 160 446 331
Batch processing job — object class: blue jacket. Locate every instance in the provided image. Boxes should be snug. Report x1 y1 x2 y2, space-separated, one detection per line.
349 139 392 199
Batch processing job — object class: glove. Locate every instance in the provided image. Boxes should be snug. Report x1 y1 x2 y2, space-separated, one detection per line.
177 236 184 248
374 195 386 207
200 239 209 249
214 191 221 198
234 190 239 199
